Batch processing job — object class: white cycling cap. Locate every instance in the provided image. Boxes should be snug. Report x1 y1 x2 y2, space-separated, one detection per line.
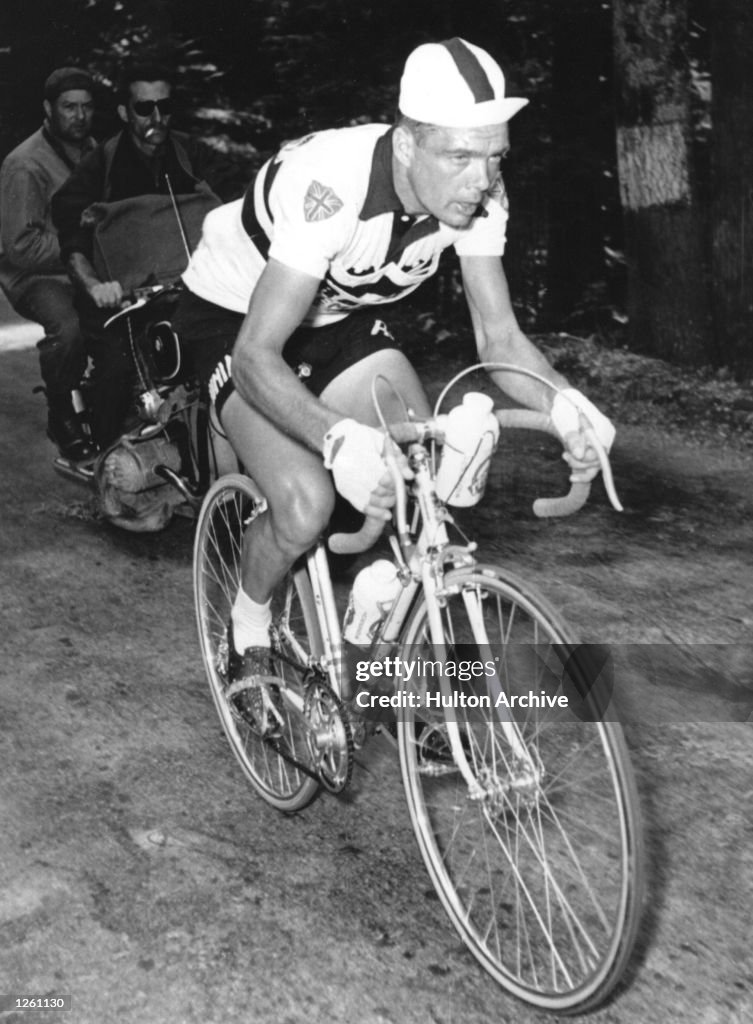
399 37 528 128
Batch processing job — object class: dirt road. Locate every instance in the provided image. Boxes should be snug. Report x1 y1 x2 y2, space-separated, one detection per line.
1 298 752 1024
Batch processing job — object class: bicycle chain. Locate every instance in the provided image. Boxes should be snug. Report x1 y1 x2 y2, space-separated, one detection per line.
224 630 355 793
260 734 321 784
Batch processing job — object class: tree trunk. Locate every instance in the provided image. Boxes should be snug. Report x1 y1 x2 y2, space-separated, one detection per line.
710 1 753 374
545 0 617 325
613 0 711 363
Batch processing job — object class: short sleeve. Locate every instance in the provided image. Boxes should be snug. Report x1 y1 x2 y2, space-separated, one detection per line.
266 147 353 280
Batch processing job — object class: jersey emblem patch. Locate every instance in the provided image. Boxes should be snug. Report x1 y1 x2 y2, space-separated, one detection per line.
304 180 344 222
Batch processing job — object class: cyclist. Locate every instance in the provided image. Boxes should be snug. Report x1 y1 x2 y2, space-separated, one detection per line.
174 38 615 727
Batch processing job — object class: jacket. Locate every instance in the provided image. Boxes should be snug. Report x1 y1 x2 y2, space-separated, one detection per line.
0 127 95 303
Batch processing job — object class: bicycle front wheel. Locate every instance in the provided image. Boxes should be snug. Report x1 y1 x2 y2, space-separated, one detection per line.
193 474 320 811
396 565 644 1014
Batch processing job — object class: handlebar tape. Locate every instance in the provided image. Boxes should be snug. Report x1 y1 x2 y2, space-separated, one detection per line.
328 514 385 556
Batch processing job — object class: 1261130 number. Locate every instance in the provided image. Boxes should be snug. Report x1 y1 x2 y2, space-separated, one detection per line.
0 995 71 1011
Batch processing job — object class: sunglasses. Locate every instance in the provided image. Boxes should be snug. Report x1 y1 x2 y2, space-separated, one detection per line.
131 98 173 117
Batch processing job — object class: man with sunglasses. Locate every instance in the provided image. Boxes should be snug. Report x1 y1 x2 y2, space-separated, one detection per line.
52 63 222 448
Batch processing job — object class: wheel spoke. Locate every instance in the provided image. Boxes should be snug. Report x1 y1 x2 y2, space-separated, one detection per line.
193 476 320 812
397 565 643 1013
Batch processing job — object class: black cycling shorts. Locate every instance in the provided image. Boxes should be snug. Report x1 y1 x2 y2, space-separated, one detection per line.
202 303 404 420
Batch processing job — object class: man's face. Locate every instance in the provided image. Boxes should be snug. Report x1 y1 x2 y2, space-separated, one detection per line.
118 80 172 155
399 123 511 229
44 89 94 144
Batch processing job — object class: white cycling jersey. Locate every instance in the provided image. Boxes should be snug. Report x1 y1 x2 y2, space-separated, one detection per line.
182 123 509 327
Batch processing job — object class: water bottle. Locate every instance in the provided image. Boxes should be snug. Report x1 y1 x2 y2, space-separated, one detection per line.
434 392 500 507
340 559 401 701
343 559 400 646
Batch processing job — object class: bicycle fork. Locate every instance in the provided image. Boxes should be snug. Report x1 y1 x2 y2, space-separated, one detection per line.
423 565 540 799
418 564 483 797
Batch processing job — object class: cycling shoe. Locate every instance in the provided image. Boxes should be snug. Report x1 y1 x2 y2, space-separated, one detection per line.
226 625 283 738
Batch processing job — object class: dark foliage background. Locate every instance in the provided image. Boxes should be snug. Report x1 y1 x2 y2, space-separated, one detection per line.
0 0 715 350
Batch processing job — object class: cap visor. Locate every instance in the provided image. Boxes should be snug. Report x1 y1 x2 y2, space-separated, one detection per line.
499 97 529 122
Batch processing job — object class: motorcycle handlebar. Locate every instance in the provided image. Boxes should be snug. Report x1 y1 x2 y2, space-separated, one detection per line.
103 283 180 329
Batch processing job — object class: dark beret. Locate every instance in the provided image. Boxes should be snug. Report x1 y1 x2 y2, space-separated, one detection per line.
43 68 94 102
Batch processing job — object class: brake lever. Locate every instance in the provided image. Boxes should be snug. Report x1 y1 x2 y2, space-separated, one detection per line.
580 418 623 512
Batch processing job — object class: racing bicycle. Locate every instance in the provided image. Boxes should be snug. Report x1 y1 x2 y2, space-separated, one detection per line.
192 366 645 1014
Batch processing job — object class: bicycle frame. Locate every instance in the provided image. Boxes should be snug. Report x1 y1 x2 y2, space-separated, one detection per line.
295 430 537 798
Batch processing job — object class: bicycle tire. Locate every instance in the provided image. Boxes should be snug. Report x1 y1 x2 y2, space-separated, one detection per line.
193 473 320 811
396 564 644 1014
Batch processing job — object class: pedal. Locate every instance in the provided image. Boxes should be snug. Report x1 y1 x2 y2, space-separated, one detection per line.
52 456 96 484
172 502 197 521
416 724 460 776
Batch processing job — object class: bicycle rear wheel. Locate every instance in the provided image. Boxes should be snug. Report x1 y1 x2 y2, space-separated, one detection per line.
193 474 320 811
397 564 644 1014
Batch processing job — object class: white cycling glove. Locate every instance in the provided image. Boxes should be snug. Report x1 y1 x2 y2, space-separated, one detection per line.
322 418 392 514
551 388 615 480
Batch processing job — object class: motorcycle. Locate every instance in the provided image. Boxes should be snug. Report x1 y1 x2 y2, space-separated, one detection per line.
50 283 219 532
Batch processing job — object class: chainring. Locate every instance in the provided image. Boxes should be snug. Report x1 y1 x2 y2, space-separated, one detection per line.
303 677 354 793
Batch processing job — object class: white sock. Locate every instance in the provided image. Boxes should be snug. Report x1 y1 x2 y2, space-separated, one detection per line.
231 588 272 651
